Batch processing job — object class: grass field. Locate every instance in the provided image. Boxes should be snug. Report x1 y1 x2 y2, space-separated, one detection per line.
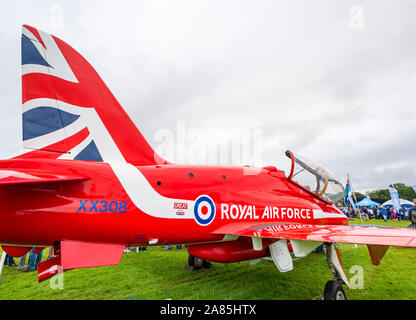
1 218 416 300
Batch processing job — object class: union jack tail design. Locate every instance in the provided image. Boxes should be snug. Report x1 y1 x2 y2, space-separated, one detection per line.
18 25 167 165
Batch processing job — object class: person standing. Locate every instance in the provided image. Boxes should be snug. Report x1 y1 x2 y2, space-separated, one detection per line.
381 207 388 222
17 253 27 269
22 248 43 272
375 207 380 220
392 209 397 221
405 209 409 220
4 254 16 267
368 207 374 219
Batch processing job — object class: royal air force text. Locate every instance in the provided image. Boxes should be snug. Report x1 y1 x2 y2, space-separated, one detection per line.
221 204 312 220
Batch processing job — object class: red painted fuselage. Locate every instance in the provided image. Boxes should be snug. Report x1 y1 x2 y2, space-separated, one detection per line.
0 158 347 248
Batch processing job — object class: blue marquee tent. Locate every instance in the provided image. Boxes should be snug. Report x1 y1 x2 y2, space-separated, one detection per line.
356 197 380 207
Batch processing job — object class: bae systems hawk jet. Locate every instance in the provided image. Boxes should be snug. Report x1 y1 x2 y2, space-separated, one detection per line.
1 25 416 300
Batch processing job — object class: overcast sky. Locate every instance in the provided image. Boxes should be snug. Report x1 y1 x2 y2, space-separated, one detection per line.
0 0 415 192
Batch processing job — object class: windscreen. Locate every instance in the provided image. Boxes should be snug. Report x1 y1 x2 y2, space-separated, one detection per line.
286 151 345 203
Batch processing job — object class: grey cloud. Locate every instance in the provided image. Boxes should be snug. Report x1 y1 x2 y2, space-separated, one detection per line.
0 0 415 192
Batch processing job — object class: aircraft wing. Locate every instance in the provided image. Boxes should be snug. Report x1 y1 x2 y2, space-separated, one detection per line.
0 169 88 186
213 222 416 248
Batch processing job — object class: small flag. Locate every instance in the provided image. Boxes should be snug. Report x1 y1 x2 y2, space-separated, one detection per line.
344 179 351 206
347 191 356 213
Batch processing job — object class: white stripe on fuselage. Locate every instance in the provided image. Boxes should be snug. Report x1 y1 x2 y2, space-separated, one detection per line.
313 209 345 219
109 163 195 219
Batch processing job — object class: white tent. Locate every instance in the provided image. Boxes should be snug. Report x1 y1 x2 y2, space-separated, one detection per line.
381 199 415 208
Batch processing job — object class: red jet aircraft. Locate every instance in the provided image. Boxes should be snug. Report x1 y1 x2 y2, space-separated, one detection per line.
1 25 416 300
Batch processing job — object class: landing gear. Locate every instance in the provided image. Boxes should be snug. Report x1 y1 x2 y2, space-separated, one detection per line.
324 280 347 300
323 243 350 300
185 255 211 270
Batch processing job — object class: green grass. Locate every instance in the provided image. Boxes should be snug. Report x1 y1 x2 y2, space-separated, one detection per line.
1 218 416 300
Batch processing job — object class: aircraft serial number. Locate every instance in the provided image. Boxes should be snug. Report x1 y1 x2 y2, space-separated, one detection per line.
77 200 127 213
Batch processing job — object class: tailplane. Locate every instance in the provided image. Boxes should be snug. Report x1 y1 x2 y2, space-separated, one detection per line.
19 25 166 165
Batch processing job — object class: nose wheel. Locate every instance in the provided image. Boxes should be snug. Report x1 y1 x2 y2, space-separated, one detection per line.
324 280 347 300
323 243 349 300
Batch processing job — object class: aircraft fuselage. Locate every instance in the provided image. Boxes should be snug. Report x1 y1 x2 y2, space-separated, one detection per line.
0 158 347 247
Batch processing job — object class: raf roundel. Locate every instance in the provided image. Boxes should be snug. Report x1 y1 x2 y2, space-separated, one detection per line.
194 195 216 226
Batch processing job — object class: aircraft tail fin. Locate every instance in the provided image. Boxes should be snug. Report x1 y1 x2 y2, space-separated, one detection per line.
20 25 167 165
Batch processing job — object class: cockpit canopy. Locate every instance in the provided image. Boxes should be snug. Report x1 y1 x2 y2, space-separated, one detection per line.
285 150 344 203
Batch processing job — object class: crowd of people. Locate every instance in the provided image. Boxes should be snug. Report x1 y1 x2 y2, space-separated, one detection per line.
340 205 415 223
123 245 184 253
2 247 53 271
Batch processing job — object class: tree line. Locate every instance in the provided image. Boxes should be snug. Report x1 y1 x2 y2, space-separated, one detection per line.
354 183 416 202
